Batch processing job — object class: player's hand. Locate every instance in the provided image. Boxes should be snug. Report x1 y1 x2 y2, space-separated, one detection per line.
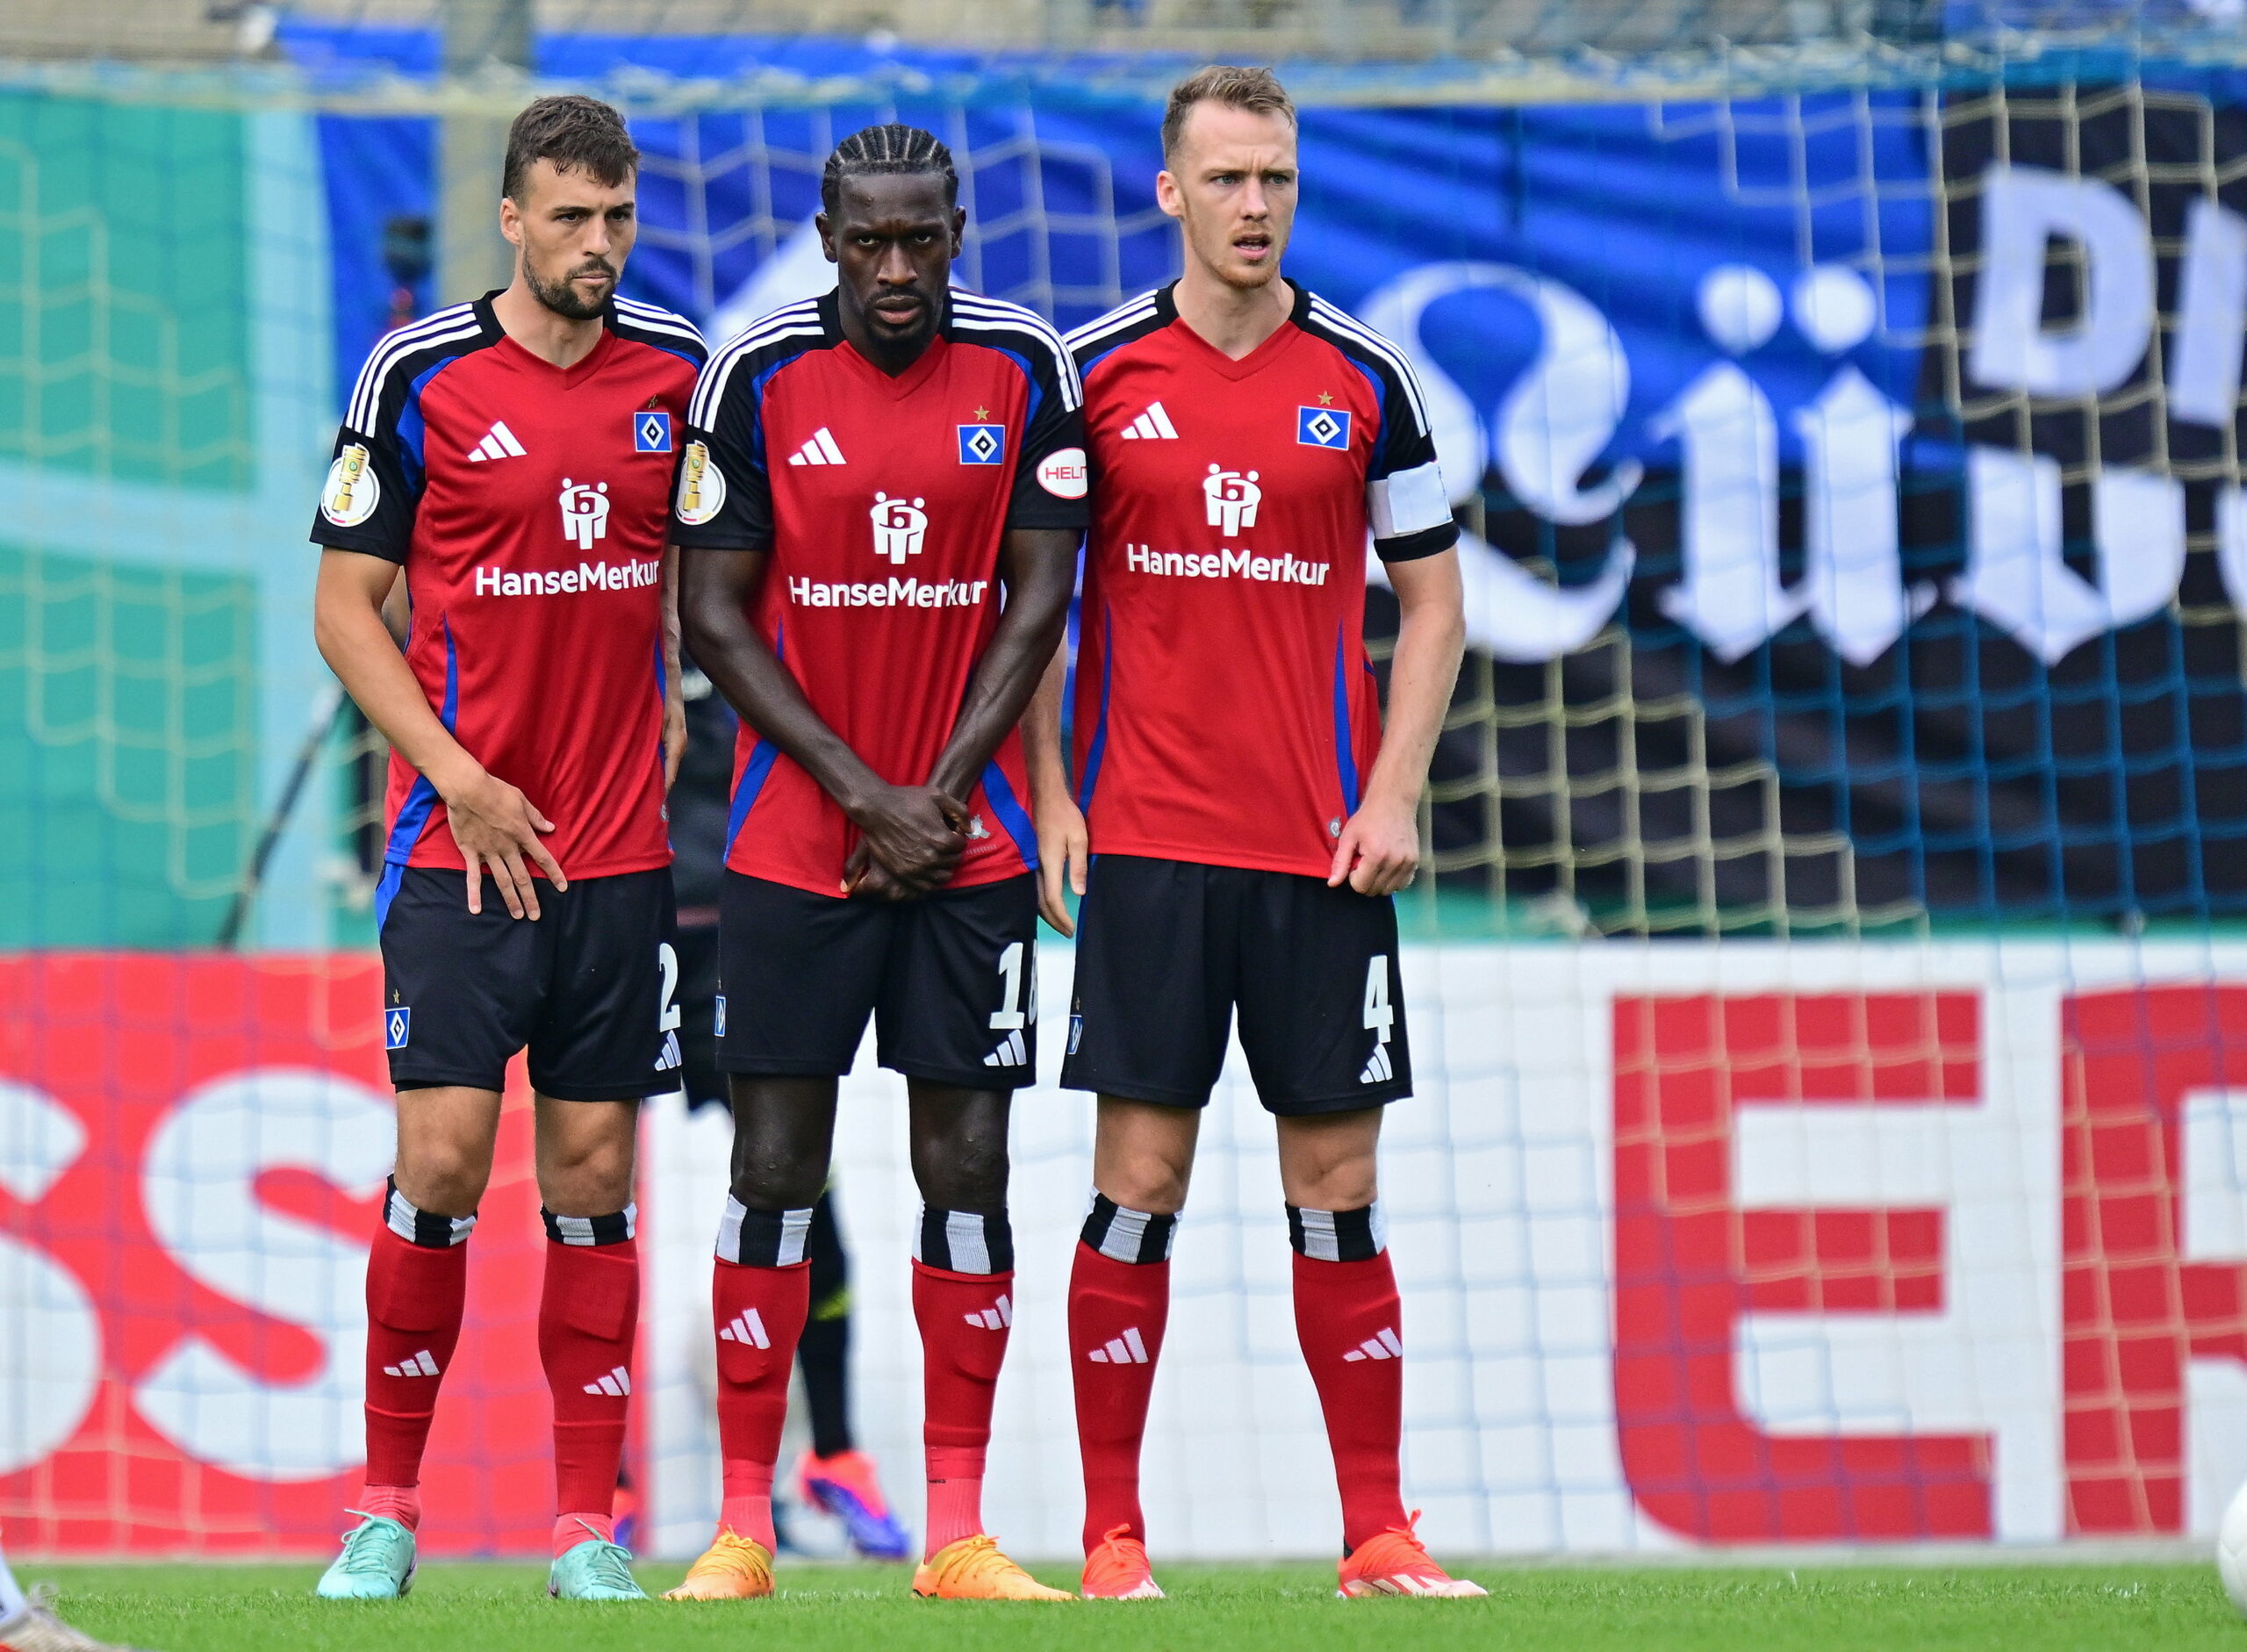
1034 789 1089 936
663 690 687 792
1329 794 1419 896
844 784 968 897
440 765 567 919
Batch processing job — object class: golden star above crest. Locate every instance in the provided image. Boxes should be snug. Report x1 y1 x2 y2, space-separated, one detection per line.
1317 391 1334 406
973 406 990 420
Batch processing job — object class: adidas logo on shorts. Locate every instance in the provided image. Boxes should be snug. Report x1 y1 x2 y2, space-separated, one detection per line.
1360 1043 1395 1084
1342 1326 1403 1363
984 1029 1028 1067
1086 1326 1151 1365
963 1295 1013 1331
718 1309 771 1349
382 1349 440 1378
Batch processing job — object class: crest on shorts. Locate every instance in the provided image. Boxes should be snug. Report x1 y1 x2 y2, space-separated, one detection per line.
384 1007 412 1051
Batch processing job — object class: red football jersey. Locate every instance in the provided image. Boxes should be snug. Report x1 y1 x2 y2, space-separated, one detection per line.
672 289 1088 896
312 293 705 909
1066 281 1456 879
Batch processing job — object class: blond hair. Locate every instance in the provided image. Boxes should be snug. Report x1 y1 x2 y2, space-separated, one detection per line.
1161 65 1296 160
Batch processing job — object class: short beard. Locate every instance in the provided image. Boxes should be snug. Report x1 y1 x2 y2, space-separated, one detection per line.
524 256 612 321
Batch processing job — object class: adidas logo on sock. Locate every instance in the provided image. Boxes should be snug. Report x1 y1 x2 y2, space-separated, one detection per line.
465 420 528 463
382 1349 440 1378
1086 1326 1151 1365
1119 401 1179 441
1342 1326 1404 1363
983 1029 1027 1067
583 1365 632 1397
786 427 847 466
717 1309 771 1349
1360 1044 1395 1084
963 1294 1013 1331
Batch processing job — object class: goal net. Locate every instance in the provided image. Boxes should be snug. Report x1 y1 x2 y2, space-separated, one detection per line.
6 15 2247 1559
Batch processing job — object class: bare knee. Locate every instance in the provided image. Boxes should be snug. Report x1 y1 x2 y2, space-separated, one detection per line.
536 1098 640 1217
1276 1109 1382 1210
1093 1095 1199 1216
394 1133 493 1217
729 1076 837 1210
908 1084 1011 1211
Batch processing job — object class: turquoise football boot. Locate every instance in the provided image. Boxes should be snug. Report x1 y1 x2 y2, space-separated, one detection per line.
314 1512 416 1599
549 1524 648 1601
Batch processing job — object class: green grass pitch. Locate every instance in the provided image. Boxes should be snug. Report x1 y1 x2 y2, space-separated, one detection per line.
17 1559 2234 1651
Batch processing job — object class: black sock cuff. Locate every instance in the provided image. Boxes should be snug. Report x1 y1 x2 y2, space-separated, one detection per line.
1287 1201 1386 1261
718 1196 814 1267
1081 1192 1177 1264
542 1204 636 1246
384 1176 475 1248
914 1206 1013 1274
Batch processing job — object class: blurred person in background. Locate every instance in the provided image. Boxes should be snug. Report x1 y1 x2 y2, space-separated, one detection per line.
671 657 911 1562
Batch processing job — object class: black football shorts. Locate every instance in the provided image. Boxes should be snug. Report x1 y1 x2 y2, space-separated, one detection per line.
378 866 679 1101
1059 854 1411 1116
716 871 1038 1088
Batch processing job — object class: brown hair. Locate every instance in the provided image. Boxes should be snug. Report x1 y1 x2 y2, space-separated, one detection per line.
502 94 639 204
1161 65 1296 160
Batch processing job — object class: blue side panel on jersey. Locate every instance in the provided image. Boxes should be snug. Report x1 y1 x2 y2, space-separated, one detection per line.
1346 357 1389 469
1332 626 1361 818
376 618 460 930
722 622 782 859
980 760 1040 872
395 354 466 485
748 351 814 479
1076 606 1113 815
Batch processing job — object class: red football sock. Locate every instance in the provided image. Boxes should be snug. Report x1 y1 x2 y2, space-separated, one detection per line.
712 1256 811 1551
357 1483 420 1533
538 1231 640 1526
553 1512 616 1556
1292 1249 1411 1551
363 1221 468 1492
912 1260 1014 1556
1069 1241 1170 1555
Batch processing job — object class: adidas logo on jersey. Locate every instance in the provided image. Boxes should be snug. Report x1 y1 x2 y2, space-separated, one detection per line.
382 1350 440 1378
1087 1327 1151 1365
583 1365 632 1397
787 427 847 466
1120 401 1179 441
718 1309 771 1349
466 420 528 463
1342 1327 1404 1363
1361 1044 1395 1084
963 1295 1013 1331
983 1029 1028 1067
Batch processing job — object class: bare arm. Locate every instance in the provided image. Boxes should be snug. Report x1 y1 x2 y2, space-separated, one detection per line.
679 548 967 896
1329 548 1466 896
313 548 565 919
1024 640 1086 936
661 544 686 790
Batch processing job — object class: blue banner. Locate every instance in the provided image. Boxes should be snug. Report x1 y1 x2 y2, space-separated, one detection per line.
302 39 2247 927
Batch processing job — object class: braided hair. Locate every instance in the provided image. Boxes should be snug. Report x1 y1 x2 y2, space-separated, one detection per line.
821 123 959 216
